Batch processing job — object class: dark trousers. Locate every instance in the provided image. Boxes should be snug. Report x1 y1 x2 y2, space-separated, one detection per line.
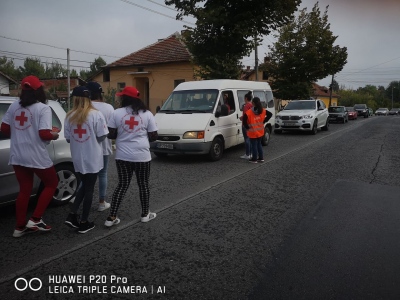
72 172 98 222
250 137 263 160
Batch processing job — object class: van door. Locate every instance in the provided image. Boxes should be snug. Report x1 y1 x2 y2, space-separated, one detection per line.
216 90 241 148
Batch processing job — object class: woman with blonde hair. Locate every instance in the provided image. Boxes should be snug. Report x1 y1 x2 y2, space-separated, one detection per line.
64 86 108 233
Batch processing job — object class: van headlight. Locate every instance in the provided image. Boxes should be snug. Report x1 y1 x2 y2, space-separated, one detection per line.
183 131 205 139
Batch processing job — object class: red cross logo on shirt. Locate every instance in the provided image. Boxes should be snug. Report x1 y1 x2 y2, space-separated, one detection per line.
74 124 87 138
15 111 28 126
125 116 139 129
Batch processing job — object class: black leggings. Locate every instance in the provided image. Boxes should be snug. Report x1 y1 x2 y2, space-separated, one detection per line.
72 173 98 222
110 160 151 218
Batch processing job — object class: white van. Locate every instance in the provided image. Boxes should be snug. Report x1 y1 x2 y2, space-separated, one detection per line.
150 79 275 161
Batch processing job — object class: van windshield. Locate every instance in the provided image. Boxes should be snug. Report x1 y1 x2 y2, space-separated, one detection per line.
160 89 219 113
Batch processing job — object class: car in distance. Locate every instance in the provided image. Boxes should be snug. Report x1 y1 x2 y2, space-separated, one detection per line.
375 108 389 116
354 104 369 118
388 108 400 115
328 106 348 123
0 96 79 206
346 107 358 120
274 99 329 135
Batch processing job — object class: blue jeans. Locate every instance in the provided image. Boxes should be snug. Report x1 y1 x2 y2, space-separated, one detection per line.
242 125 251 156
98 155 109 200
250 137 263 161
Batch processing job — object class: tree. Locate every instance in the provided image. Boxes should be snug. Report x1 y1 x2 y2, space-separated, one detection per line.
80 56 107 80
0 57 22 80
19 57 46 78
264 3 347 99
166 0 301 79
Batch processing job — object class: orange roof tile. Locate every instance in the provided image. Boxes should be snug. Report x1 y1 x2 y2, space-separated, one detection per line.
107 32 191 68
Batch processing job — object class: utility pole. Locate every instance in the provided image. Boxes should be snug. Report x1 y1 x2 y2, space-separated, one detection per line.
254 35 258 81
328 74 334 107
67 48 70 111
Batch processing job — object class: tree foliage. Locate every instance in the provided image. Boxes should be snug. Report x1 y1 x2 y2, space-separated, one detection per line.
165 0 301 79
264 3 347 99
80 57 107 80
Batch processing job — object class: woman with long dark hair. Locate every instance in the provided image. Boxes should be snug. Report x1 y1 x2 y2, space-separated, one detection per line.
1 75 59 237
104 86 158 227
243 97 272 163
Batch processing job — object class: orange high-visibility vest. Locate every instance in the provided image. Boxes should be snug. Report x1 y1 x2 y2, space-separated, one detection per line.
246 109 266 138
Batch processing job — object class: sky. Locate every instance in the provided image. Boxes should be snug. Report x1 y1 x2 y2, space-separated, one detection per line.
0 0 399 90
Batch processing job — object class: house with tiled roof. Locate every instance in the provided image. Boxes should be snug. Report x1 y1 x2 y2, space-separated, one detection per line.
312 82 339 107
91 32 196 112
0 70 17 95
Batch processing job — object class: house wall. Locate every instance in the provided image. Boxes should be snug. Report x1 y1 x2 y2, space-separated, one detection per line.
94 62 195 113
0 76 10 95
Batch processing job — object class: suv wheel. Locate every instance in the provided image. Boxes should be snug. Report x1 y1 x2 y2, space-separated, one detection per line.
311 120 318 135
322 119 329 131
51 164 79 205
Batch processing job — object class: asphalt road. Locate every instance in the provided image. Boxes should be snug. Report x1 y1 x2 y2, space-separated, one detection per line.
1 115 400 299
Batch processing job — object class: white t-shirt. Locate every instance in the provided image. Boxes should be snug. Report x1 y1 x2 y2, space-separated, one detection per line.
64 109 108 174
109 107 158 162
2 101 53 169
92 101 114 155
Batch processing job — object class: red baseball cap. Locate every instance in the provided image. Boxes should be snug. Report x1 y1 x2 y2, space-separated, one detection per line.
21 75 44 90
116 86 140 98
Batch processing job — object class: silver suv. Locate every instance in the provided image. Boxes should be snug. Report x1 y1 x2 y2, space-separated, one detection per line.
0 96 79 206
275 99 329 135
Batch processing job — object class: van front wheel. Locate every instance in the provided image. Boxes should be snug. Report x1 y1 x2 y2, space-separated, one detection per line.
208 137 224 161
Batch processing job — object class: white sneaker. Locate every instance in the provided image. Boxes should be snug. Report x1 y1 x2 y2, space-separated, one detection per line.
141 212 156 223
98 201 111 212
240 154 250 159
104 217 120 227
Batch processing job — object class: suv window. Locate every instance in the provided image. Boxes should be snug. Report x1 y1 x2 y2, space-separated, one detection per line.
354 104 367 109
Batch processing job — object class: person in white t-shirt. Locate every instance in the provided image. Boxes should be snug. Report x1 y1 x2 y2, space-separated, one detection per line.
0 75 59 237
104 86 158 227
86 81 114 212
64 86 108 234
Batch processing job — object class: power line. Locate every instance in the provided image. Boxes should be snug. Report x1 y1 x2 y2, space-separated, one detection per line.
146 0 177 12
0 35 120 59
0 55 89 69
0 50 92 64
118 0 195 25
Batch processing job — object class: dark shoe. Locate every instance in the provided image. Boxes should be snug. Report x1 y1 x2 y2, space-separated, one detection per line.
65 213 80 228
26 218 51 231
77 221 95 234
249 159 258 164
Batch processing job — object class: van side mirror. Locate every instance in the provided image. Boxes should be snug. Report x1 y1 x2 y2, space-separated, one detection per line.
156 105 161 113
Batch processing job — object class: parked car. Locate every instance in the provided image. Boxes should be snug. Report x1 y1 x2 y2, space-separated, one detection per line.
346 107 358 120
368 108 373 116
328 106 348 123
375 108 389 116
354 104 369 118
388 108 400 115
275 99 329 135
0 96 79 206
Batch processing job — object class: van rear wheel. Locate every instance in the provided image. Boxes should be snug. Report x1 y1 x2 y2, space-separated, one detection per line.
261 127 271 146
208 137 223 161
